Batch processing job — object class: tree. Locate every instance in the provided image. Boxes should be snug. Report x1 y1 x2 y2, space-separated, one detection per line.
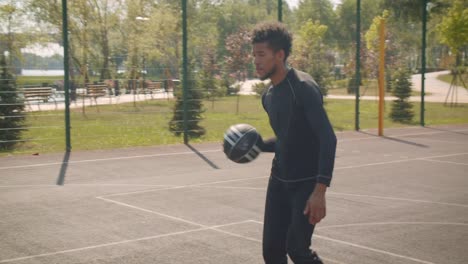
0 55 24 150
290 20 330 95
294 0 337 46
169 69 205 139
224 28 252 82
436 0 468 68
382 0 449 22
335 0 383 50
390 69 414 123
0 1 33 73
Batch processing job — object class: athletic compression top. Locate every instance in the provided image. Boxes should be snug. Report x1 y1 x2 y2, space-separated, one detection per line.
260 68 337 186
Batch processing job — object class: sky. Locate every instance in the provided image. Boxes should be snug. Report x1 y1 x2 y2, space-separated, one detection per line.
286 0 342 9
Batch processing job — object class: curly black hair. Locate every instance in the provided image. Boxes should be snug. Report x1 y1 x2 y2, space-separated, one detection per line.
251 21 293 61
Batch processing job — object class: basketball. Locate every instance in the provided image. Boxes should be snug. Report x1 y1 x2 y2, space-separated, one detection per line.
223 124 262 163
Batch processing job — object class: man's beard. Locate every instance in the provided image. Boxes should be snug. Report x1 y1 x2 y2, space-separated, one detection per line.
259 65 277 81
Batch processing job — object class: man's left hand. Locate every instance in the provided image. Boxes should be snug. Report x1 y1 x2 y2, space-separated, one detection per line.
303 183 327 224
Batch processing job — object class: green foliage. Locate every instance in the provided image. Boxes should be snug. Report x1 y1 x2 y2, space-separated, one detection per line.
253 81 269 96
291 20 330 95
436 0 468 61
169 71 206 138
390 69 414 123
0 55 25 150
385 71 392 92
347 77 358 94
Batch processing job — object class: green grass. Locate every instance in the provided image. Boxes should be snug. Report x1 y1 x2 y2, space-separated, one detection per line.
437 72 467 86
3 96 468 155
16 76 64 86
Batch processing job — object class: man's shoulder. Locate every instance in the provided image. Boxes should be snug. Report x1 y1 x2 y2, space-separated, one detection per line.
291 69 321 93
292 69 319 88
290 68 323 104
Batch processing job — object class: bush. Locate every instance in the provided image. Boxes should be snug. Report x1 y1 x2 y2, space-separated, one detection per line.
0 55 25 150
347 77 358 94
253 81 269 96
169 71 206 139
390 69 414 123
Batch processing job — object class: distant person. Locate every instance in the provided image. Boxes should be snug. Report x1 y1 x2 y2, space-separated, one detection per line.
252 21 337 264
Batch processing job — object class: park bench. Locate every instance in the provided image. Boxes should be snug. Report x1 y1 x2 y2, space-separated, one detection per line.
21 86 57 110
76 84 109 112
78 84 108 102
144 81 165 99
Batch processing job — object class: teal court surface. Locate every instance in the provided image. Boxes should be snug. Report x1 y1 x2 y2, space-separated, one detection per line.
1 124 467 264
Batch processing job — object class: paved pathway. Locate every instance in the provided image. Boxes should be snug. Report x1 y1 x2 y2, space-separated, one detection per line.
25 71 468 112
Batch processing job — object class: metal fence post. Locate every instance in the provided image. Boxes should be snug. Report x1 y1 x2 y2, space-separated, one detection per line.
182 0 189 144
355 0 361 131
421 0 427 127
62 0 71 151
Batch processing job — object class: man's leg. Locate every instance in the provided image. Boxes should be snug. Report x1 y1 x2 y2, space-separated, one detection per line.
286 183 323 264
263 177 291 264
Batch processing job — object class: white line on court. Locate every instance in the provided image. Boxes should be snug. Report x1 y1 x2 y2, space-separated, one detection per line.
249 220 435 264
420 158 468 166
99 176 268 198
0 149 221 170
338 128 468 143
0 220 253 264
0 184 177 188
195 185 468 208
1 127 466 171
313 235 436 264
327 192 468 208
334 152 468 170
97 196 206 227
316 221 468 230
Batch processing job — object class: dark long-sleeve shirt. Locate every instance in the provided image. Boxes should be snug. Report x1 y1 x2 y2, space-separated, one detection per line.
260 68 337 186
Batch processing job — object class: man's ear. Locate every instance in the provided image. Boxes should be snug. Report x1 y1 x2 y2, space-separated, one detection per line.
275 49 285 62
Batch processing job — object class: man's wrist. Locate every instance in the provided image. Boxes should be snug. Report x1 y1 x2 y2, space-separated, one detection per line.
312 183 327 195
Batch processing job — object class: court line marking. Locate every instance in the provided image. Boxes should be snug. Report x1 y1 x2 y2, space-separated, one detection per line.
316 221 468 230
420 158 468 166
340 128 468 143
0 184 177 188
0 220 253 264
249 220 435 264
93 152 467 199
98 197 346 264
97 196 205 227
1 127 467 171
99 176 267 198
334 152 468 170
193 186 468 208
97 190 460 264
313 235 435 264
326 192 468 208
0 149 221 170
96 196 346 264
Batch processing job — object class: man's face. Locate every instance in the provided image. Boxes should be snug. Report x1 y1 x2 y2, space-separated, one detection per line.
252 42 282 81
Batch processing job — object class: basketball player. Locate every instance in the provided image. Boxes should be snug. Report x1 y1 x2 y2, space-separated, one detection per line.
252 21 337 264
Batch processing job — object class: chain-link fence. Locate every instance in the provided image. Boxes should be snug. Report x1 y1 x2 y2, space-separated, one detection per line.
1 0 466 156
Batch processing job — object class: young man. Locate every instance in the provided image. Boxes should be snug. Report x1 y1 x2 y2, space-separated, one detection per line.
252 21 337 264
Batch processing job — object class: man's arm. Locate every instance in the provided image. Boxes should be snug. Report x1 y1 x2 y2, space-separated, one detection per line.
299 81 337 224
257 136 276 152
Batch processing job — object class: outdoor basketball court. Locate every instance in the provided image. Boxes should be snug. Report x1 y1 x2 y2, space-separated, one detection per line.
1 124 467 264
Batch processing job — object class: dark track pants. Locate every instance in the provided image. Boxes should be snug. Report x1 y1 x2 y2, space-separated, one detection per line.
262 176 322 264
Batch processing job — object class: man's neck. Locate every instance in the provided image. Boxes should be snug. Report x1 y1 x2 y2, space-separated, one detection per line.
270 65 289 86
